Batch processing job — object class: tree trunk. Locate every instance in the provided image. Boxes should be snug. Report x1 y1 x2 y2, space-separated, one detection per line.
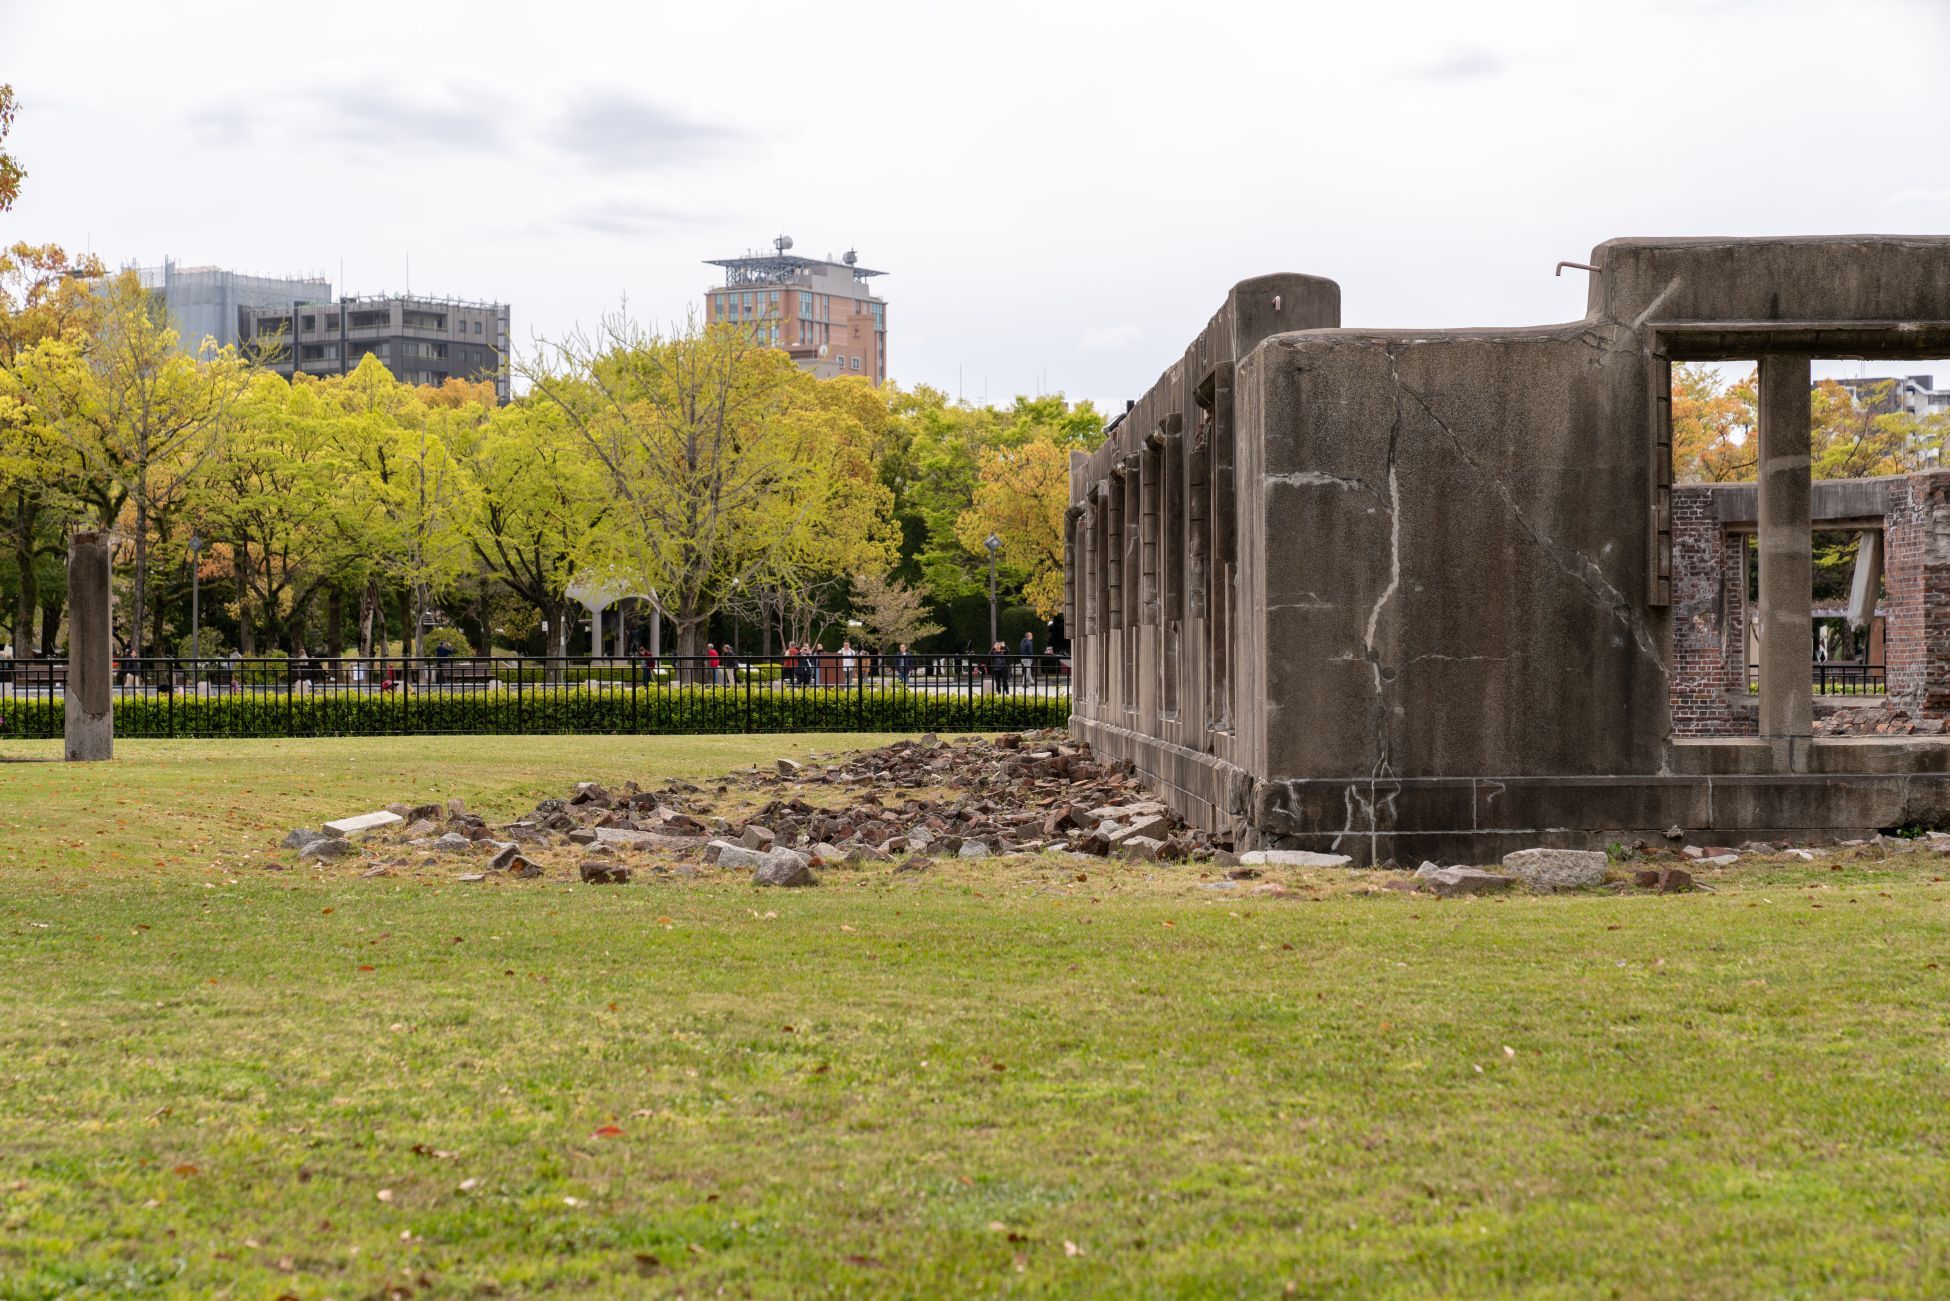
358 579 378 658
10 493 38 658
131 493 149 664
39 593 63 657
326 589 344 658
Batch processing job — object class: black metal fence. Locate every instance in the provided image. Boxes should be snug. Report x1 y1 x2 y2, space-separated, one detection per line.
1744 661 1887 696
0 653 1072 740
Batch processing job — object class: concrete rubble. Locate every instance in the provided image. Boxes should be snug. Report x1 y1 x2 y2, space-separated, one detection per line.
263 730 1935 894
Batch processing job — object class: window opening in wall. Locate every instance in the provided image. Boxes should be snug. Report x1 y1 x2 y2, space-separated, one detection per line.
1199 365 1236 735
1159 419 1185 720
1121 464 1140 715
1665 354 1950 740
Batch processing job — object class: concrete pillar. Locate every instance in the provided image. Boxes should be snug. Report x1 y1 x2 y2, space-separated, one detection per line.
1756 354 1813 759
65 530 113 762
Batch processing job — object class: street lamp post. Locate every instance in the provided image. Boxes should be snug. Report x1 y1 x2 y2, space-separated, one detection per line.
985 533 1002 647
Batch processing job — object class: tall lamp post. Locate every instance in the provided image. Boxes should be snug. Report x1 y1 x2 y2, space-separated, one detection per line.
985 533 1001 647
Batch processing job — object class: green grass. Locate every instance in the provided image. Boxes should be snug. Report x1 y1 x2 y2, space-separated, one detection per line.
5 737 1950 1296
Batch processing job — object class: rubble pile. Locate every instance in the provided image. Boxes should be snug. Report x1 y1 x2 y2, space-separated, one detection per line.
274 730 1223 886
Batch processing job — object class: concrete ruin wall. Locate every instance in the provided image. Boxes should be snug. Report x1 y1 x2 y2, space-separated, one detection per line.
1072 235 1950 864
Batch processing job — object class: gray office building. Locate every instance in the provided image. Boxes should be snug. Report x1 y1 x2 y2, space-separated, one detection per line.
239 294 512 402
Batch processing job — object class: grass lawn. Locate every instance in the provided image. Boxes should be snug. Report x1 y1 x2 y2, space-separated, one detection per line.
5 736 1950 1297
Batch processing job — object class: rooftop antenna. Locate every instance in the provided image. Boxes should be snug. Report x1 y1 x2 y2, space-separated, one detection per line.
774 234 794 255
843 249 858 266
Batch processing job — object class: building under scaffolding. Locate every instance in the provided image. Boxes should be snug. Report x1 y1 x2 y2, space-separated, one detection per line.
124 259 332 354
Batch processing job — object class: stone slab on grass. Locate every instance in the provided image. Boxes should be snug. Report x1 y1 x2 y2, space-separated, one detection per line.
323 811 404 838
1239 849 1353 869
1501 848 1609 890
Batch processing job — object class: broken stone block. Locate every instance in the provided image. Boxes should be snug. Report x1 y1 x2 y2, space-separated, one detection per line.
457 872 487 882
754 853 816 887
741 825 777 851
324 811 404 838
705 840 767 870
776 758 802 775
808 841 844 862
592 827 661 849
434 832 474 854
402 818 440 840
1421 866 1517 897
281 828 322 850
1500 848 1608 890
1238 849 1353 869
1108 814 1170 844
510 857 542 879
1633 867 1695 892
579 860 631 884
487 843 520 872
1696 854 1739 867
1115 835 1166 861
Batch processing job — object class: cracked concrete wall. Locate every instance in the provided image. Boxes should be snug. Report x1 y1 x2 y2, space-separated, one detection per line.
1243 325 1667 780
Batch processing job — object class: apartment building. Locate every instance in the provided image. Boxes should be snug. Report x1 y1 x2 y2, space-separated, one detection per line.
703 237 887 384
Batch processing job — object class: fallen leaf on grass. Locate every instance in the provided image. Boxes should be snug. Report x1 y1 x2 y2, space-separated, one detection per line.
358 965 375 972
172 1163 198 1177
410 1145 457 1160
845 1254 886 1268
375 1189 394 1202
592 1125 624 1139
1064 1240 1085 1257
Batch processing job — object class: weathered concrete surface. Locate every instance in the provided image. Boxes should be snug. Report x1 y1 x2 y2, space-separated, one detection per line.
324 811 404 837
1070 236 1950 864
64 531 112 762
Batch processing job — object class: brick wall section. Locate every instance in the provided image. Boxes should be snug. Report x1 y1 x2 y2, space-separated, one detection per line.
1670 486 1752 735
1883 472 1950 714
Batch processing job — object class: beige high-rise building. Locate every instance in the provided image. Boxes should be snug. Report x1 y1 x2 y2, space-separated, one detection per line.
703 237 887 385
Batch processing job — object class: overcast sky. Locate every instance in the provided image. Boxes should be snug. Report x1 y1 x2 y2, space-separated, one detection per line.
7 0 1950 408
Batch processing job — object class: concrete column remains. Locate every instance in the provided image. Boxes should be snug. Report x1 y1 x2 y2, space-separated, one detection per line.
1756 354 1813 758
65 529 113 762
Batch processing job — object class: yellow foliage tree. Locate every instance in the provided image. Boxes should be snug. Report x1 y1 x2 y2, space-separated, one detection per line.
956 436 1072 619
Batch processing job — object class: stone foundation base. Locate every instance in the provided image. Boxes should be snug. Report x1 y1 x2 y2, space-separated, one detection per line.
1074 715 1950 865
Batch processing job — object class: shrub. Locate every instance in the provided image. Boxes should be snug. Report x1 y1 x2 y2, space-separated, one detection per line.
0 683 1069 740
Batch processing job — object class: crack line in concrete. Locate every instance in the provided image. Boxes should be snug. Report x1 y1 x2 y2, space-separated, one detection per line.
1388 365 1662 665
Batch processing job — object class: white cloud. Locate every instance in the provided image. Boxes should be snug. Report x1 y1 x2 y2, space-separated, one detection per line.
1079 325 1143 353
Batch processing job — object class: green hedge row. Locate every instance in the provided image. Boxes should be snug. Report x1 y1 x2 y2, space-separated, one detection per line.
0 686 1070 740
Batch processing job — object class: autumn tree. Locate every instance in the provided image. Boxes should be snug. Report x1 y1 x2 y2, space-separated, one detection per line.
523 314 882 660
851 571 941 648
1671 362 1756 483
0 85 22 213
14 271 249 659
0 242 99 653
463 397 607 657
